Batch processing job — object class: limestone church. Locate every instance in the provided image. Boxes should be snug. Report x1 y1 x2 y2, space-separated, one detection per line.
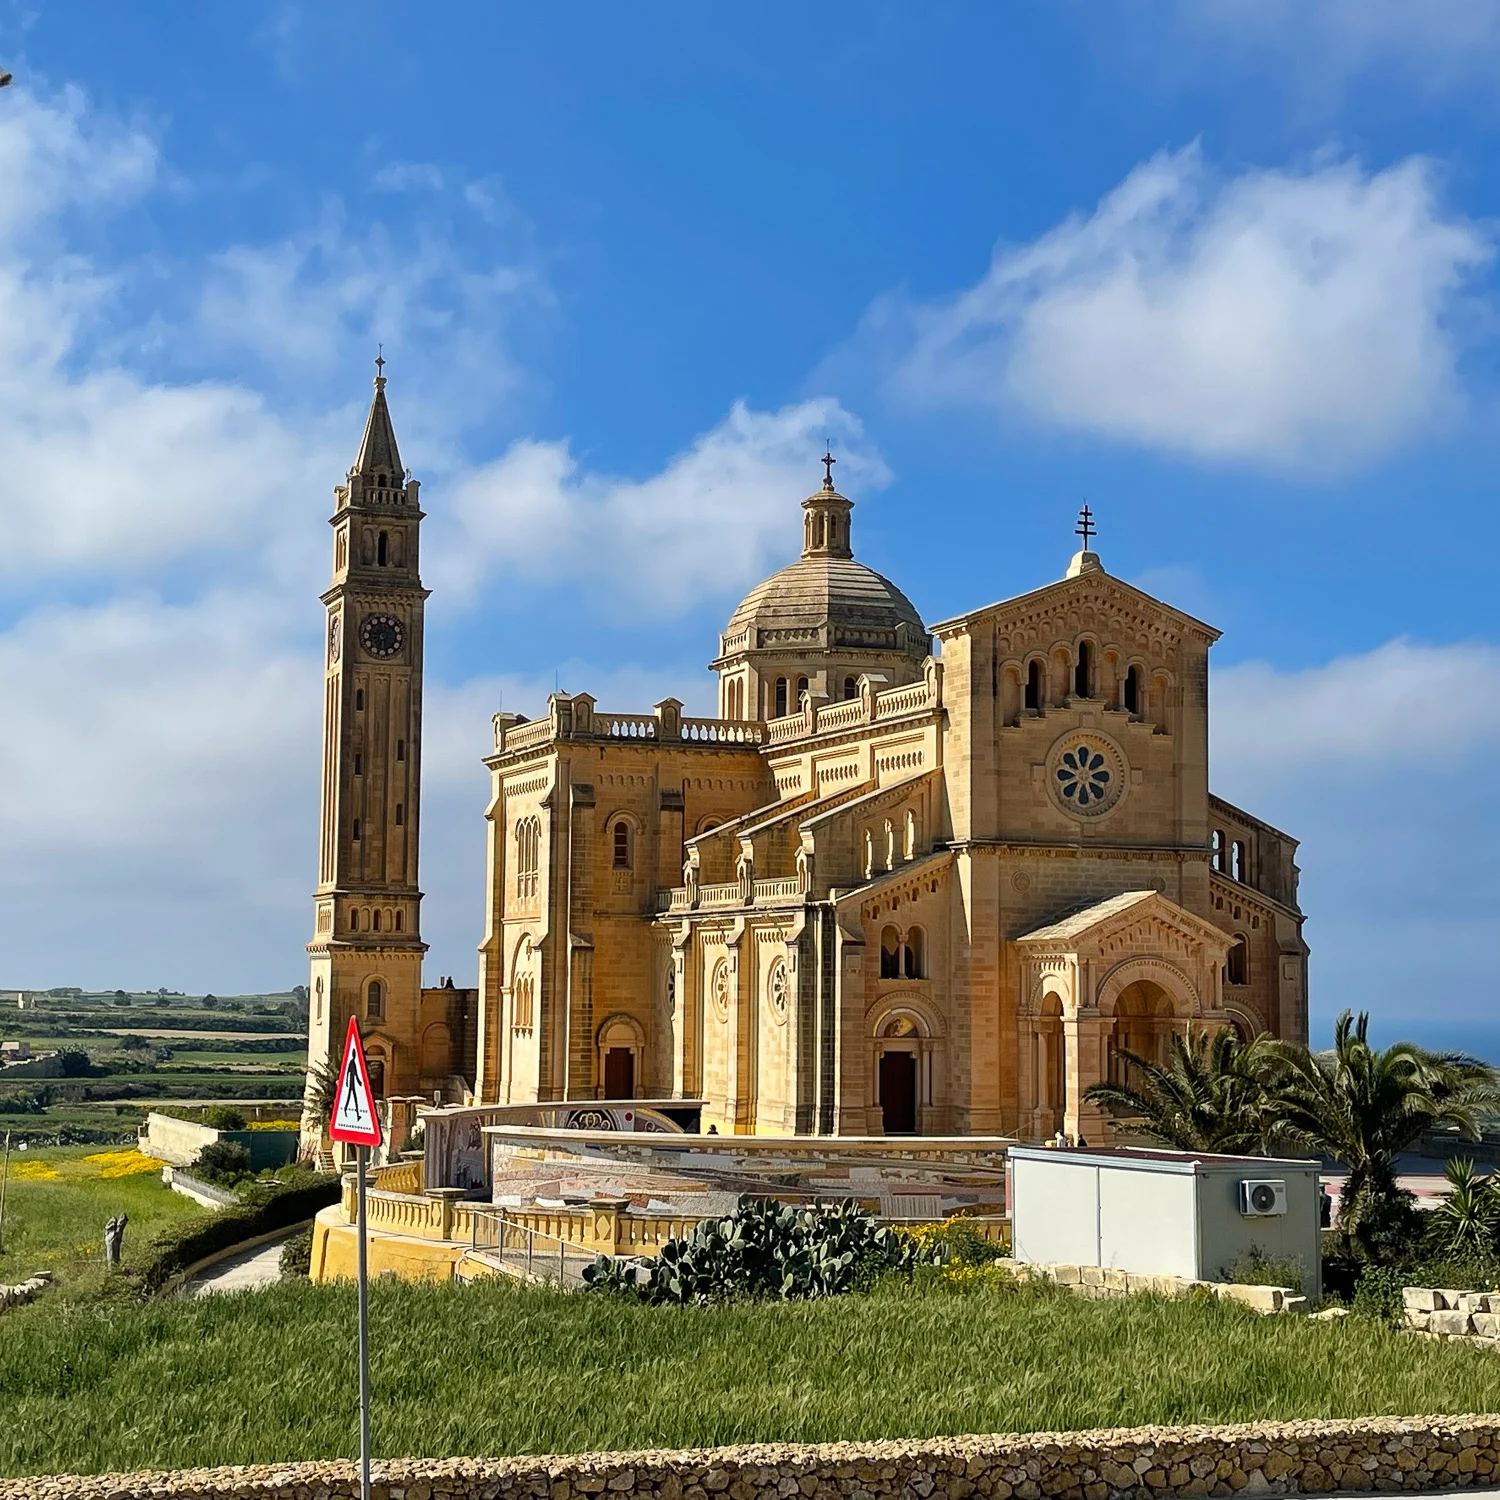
305 371 1309 1143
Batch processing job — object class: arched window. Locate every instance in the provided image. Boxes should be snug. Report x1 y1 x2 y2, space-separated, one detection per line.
1124 665 1141 715
314 976 323 1021
396 738 405 761
880 925 901 979
612 820 631 869
903 926 925 979
377 474 386 489
395 803 404 826
352 818 362 843
516 817 540 898
1025 660 1043 712
1212 829 1227 871
774 677 788 718
1227 937 1249 986
796 675 809 707
377 531 388 566
367 980 384 1020
863 829 874 880
904 808 918 860
355 688 364 711
844 676 857 700
1074 642 1092 699
394 910 403 932
373 909 381 933
1231 840 1247 882
354 753 362 776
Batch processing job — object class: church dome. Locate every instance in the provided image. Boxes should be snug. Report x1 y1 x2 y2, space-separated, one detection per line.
723 553 927 652
711 458 931 717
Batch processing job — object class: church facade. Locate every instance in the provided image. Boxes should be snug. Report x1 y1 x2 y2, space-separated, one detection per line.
309 374 1308 1142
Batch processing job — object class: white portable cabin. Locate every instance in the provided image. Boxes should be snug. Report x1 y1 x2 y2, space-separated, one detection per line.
1009 1144 1322 1299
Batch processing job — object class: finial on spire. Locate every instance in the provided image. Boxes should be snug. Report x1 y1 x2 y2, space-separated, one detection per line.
821 445 837 491
374 344 386 386
1075 502 1096 552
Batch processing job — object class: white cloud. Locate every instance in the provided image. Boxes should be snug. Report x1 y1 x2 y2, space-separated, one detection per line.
372 161 445 193
0 589 710 992
1177 0 1500 94
432 398 889 615
1211 639 1500 1047
0 84 156 242
889 145 1490 475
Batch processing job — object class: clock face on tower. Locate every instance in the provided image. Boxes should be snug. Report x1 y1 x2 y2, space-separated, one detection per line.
359 613 405 659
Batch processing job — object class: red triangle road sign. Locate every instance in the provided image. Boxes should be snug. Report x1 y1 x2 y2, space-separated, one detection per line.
329 1016 383 1147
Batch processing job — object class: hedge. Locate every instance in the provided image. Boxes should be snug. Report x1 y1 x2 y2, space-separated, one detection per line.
136 1175 339 1294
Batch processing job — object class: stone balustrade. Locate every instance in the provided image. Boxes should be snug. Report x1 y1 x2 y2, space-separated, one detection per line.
14 1415 1500 1500
372 1158 424 1195
753 876 804 903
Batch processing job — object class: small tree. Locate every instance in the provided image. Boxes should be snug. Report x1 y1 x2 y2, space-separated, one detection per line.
190 1139 252 1185
54 1045 92 1078
201 994 218 1009
1432 1158 1500 1258
1262 1011 1500 1259
200 1104 247 1131
1084 1025 1274 1154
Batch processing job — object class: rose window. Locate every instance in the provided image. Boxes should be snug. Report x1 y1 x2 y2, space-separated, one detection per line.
768 960 789 1020
1046 732 1127 819
1056 746 1111 807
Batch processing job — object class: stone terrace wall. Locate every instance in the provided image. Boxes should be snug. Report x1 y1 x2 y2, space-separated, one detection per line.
8 1414 1500 1500
1406 1288 1500 1347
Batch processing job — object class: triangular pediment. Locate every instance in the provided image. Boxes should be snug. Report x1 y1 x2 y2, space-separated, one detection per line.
930 565 1220 648
1015 890 1233 962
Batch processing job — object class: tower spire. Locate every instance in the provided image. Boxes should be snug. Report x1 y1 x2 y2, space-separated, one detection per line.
351 350 404 480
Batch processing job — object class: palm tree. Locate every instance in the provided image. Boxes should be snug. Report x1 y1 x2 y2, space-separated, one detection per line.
1083 1025 1274 1154
1260 1010 1500 1257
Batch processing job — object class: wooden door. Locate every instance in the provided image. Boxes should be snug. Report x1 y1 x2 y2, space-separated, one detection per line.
879 1050 917 1134
603 1047 635 1099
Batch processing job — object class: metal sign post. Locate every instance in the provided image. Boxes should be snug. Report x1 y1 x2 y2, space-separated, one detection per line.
329 1016 383 1500
0 1130 11 1256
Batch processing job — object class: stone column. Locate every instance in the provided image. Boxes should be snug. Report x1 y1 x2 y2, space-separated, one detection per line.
1064 1010 1109 1144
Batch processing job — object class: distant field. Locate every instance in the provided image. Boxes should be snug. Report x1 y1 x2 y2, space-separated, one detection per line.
0 1143 206 1297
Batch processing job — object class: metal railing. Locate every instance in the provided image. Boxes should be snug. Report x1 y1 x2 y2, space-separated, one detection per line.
470 1209 597 1288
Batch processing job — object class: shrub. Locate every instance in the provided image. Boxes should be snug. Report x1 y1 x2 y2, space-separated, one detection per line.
189 1140 252 1185
584 1195 927 1304
54 1045 93 1078
1220 1247 1305 1294
902 1215 1007 1268
134 1175 339 1294
1352 1262 1405 1324
279 1227 313 1279
1431 1158 1500 1257
200 1104 248 1131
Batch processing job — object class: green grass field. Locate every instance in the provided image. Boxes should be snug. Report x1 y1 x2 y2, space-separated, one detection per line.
6 1273 1500 1479
0 1144 207 1296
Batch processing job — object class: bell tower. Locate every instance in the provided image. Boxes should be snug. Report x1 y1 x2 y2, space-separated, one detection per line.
305 359 429 1111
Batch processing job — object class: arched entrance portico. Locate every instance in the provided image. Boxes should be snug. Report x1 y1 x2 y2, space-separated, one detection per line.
869 996 946 1135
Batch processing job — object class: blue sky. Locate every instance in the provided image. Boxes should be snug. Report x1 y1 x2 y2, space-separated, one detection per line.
0 2 1497 1054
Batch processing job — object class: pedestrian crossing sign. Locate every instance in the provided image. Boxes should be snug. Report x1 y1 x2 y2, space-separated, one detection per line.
329 1016 383 1147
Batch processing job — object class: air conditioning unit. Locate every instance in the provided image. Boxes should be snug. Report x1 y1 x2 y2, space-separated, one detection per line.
1240 1179 1287 1217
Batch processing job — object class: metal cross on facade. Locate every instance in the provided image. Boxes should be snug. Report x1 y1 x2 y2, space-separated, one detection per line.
1075 504 1096 551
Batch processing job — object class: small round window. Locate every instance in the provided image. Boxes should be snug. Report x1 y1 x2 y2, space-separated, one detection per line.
1046 733 1127 819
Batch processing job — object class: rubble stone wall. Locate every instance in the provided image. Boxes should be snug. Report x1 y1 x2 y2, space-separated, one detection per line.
8 1414 1500 1500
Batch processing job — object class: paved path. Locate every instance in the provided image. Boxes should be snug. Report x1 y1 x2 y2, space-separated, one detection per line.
185 1229 299 1296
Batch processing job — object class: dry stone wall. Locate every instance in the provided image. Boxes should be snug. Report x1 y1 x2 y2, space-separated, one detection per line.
1406 1287 1500 1347
1002 1259 1304 1314
9 1415 1500 1500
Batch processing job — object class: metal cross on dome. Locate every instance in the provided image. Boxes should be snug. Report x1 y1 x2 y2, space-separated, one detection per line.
822 446 836 487
1075 503 1096 551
